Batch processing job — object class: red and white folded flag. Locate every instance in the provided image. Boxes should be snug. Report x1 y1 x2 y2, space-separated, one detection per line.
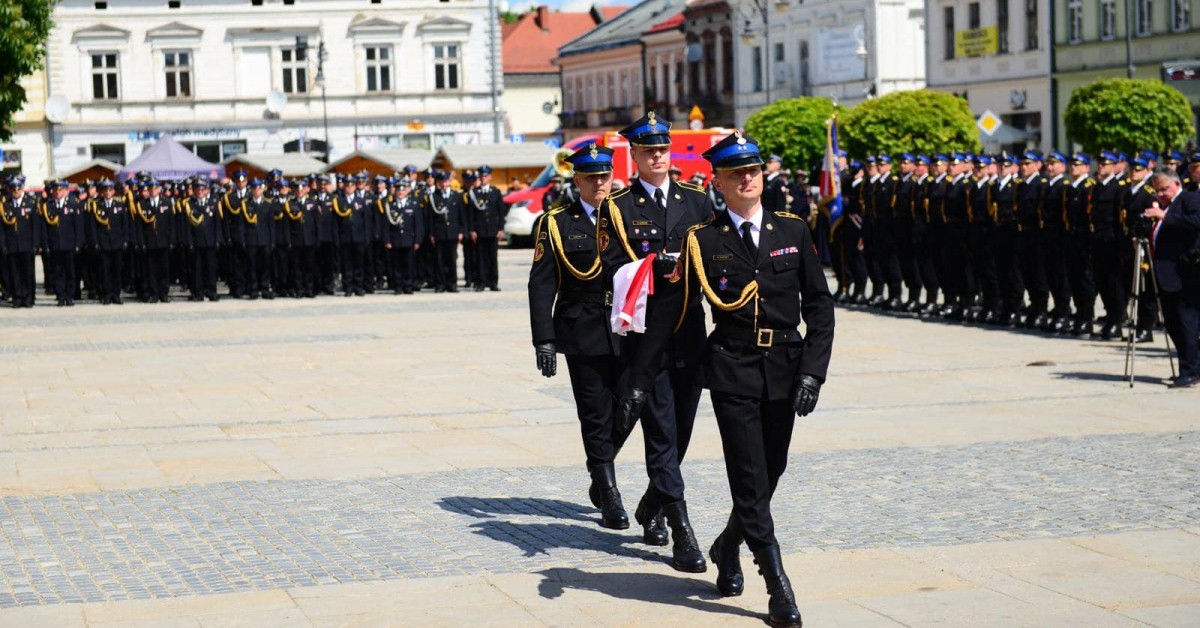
610 253 656 335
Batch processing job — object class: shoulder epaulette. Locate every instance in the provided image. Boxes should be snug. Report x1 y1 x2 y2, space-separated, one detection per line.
608 187 630 200
1142 184 1153 194
774 211 804 220
1084 179 1095 187
546 203 570 216
1015 177 1024 183
1120 178 1130 185
677 181 705 193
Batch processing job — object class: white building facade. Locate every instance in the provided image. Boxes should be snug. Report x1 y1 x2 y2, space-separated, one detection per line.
926 0 1052 153
732 0 927 125
21 0 503 184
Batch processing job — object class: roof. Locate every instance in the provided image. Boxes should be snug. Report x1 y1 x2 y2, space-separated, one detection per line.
221 153 328 176
644 10 683 34
327 149 435 172
54 158 121 180
558 0 686 59
117 136 221 182
502 5 629 74
435 143 555 170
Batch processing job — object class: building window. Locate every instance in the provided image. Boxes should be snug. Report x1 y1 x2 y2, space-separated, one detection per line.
91 143 126 164
619 69 628 106
722 36 733 92
1068 0 1083 42
607 72 615 108
281 46 308 94
1025 0 1038 50
181 140 247 163
164 51 192 98
997 0 1009 52
943 7 955 59
1101 0 1116 39
91 52 120 100
1136 0 1153 35
969 1 981 28
675 60 683 104
752 46 763 92
575 77 582 109
433 43 460 90
798 40 809 95
365 45 392 92
1173 0 1191 30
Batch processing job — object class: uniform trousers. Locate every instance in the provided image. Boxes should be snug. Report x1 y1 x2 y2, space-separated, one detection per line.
317 243 337 292
476 236 500 288
970 224 999 311
565 354 621 469
1067 231 1097 323
1091 232 1126 325
98 250 123 302
434 239 458 290
144 248 171 299
50 251 77 302
895 218 922 302
190 247 219 298
1044 230 1073 317
290 246 317 296
915 221 941 304
388 246 417 291
7 253 35 305
340 243 364 293
836 220 868 296
1016 229 1048 314
711 389 795 553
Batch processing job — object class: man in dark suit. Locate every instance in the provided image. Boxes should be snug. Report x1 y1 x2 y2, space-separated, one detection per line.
597 112 712 571
1145 171 1200 388
422 171 465 293
528 143 630 531
39 180 83 306
466 165 505 291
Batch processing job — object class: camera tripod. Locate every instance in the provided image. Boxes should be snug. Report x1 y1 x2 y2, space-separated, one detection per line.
1124 236 1176 387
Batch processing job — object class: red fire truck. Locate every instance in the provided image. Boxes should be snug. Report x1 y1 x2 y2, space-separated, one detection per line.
502 128 730 245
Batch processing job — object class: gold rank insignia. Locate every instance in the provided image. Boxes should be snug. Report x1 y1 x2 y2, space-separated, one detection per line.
589 144 598 158
597 230 610 252
721 225 730 233
766 223 774 231
533 242 545 262
674 193 681 200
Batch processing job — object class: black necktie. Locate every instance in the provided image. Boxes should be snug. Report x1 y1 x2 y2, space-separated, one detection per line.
654 188 665 211
741 222 757 259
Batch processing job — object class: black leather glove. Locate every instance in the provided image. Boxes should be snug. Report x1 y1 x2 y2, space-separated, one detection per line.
652 253 677 277
792 375 822 417
619 388 647 434
535 343 556 378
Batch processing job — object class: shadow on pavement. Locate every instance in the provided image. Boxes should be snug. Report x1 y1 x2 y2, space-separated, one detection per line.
436 496 594 523
466 519 671 565
1053 371 1167 385
536 567 764 622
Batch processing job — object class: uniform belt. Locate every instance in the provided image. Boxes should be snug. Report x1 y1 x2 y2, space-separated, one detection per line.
715 326 803 348
560 290 612 306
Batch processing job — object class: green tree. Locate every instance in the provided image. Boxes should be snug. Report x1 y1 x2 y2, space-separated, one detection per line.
840 90 981 157
744 97 843 172
1064 78 1195 154
0 0 55 142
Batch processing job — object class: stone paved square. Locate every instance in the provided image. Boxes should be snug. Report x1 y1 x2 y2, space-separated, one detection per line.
0 249 1196 626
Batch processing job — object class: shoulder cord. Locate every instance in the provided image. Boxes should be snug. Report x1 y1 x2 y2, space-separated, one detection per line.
242 199 259 225
184 199 206 227
332 197 352 218
605 196 639 262
546 211 602 281
430 191 447 215
41 202 60 227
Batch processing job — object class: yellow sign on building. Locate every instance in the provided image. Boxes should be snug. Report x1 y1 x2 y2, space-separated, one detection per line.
955 27 999 58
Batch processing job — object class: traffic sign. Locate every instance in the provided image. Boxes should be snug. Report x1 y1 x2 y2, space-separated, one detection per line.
977 110 1003 137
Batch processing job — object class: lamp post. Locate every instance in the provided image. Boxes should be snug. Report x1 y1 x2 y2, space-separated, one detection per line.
315 40 330 163
741 0 789 106
854 10 876 100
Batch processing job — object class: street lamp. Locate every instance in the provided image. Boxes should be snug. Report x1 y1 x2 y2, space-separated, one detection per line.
741 0 789 105
854 18 876 99
316 40 330 163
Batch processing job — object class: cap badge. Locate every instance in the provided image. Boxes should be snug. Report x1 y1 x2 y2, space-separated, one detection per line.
589 143 598 159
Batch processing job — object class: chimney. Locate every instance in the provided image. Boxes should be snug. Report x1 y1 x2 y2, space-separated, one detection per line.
536 5 549 30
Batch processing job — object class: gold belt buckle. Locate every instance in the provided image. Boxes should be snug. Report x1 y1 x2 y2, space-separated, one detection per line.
756 329 774 348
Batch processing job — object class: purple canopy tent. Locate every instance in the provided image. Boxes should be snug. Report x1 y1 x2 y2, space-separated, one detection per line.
116 136 222 182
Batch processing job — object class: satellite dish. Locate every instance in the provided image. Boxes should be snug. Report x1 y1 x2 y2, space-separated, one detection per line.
266 90 288 114
45 95 70 124
542 102 554 114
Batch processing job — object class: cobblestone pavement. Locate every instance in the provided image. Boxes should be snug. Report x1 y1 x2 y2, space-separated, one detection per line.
0 430 1195 609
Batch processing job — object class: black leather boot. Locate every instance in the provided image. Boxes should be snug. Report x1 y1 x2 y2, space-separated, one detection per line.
708 513 744 596
634 483 668 546
588 463 629 530
662 500 707 573
753 545 802 627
